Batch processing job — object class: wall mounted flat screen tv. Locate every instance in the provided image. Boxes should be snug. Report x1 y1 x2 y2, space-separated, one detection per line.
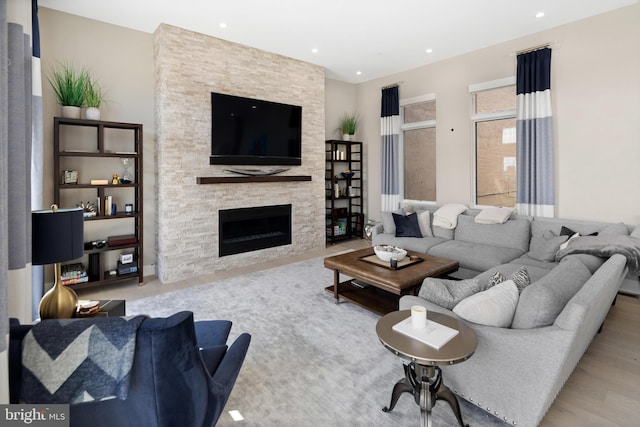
210 92 302 166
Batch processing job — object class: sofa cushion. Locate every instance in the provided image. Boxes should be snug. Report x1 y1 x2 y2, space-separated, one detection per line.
455 215 531 252
474 207 514 224
428 240 524 272
474 262 551 288
432 225 455 240
393 212 423 238
418 278 483 310
453 280 519 327
528 230 568 262
511 257 591 329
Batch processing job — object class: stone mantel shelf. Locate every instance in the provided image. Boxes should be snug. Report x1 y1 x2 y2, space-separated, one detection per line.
196 175 312 184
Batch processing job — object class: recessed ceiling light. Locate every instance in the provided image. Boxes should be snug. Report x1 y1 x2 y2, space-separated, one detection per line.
356 71 362 75
219 22 227 28
311 48 318 54
426 48 433 53
536 12 544 18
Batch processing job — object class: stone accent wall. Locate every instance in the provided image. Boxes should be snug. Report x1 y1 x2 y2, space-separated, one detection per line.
154 24 326 283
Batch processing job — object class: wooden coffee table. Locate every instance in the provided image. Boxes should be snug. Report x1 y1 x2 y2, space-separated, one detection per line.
323 247 458 315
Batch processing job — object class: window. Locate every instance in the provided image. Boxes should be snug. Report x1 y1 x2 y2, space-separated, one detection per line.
400 95 436 202
470 78 516 207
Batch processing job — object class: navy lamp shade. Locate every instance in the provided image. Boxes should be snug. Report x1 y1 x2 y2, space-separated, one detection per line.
32 206 84 319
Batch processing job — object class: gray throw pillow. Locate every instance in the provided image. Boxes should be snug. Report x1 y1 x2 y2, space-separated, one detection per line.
416 210 434 237
381 209 404 234
511 257 591 329
599 222 629 236
528 231 569 262
418 278 483 310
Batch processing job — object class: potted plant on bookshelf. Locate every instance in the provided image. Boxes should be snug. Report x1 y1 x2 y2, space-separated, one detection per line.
84 75 105 121
47 62 89 119
340 112 359 141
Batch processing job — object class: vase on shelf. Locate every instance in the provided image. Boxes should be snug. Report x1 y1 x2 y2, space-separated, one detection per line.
61 106 81 119
85 107 101 120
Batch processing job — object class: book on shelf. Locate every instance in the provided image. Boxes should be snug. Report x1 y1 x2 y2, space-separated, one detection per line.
62 276 89 286
392 317 459 350
61 263 86 280
108 234 137 247
117 260 138 276
91 179 109 185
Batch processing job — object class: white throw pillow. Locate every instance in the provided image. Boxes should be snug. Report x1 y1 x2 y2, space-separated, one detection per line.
453 280 519 328
416 210 433 237
474 207 514 224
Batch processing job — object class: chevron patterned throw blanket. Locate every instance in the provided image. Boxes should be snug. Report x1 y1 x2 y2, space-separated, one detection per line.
20 315 146 404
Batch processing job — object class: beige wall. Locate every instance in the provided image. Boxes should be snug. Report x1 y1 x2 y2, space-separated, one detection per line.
37 3 640 279
39 8 156 273
355 4 640 225
325 79 357 140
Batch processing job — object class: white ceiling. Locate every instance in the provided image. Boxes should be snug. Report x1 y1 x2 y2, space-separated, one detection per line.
39 0 638 84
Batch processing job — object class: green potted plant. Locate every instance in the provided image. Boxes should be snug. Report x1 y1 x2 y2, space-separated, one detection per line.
84 76 104 121
47 62 89 119
340 112 359 141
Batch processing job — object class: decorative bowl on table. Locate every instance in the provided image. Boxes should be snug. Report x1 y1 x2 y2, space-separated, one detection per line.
341 171 355 179
374 245 407 262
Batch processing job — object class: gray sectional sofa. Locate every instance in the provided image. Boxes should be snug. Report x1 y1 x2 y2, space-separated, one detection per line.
372 204 639 427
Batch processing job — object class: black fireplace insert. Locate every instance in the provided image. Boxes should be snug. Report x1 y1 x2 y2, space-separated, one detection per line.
219 204 292 256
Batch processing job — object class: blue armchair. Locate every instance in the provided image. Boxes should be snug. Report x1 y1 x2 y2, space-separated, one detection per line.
9 311 251 427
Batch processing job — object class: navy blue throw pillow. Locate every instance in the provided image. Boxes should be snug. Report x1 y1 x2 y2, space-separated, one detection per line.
560 226 598 237
392 212 423 238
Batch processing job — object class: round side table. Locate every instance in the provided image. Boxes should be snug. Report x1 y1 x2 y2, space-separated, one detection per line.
376 310 477 427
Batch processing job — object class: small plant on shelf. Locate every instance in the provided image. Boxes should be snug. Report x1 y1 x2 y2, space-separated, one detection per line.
47 62 89 108
340 112 359 139
84 75 105 120
84 76 104 109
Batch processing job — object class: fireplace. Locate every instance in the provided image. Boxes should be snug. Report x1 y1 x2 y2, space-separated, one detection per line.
219 204 292 256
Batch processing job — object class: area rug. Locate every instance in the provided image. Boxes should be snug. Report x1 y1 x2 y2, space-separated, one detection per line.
127 256 508 427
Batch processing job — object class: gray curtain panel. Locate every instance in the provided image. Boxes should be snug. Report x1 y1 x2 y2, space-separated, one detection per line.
515 48 555 217
1 0 9 349
380 85 400 212
1 0 34 349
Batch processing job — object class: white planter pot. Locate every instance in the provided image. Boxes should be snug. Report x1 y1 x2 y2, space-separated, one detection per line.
61 106 81 119
85 107 101 121
342 134 350 141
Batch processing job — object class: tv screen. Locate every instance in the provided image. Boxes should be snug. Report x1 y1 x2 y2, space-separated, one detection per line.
210 92 302 166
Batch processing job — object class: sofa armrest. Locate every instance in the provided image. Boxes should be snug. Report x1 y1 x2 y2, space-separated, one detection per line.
371 223 384 238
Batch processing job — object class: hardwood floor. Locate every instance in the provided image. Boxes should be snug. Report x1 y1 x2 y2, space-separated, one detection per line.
76 239 640 427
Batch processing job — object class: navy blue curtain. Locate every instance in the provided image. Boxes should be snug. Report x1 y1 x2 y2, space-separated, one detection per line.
380 86 400 211
516 48 554 217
